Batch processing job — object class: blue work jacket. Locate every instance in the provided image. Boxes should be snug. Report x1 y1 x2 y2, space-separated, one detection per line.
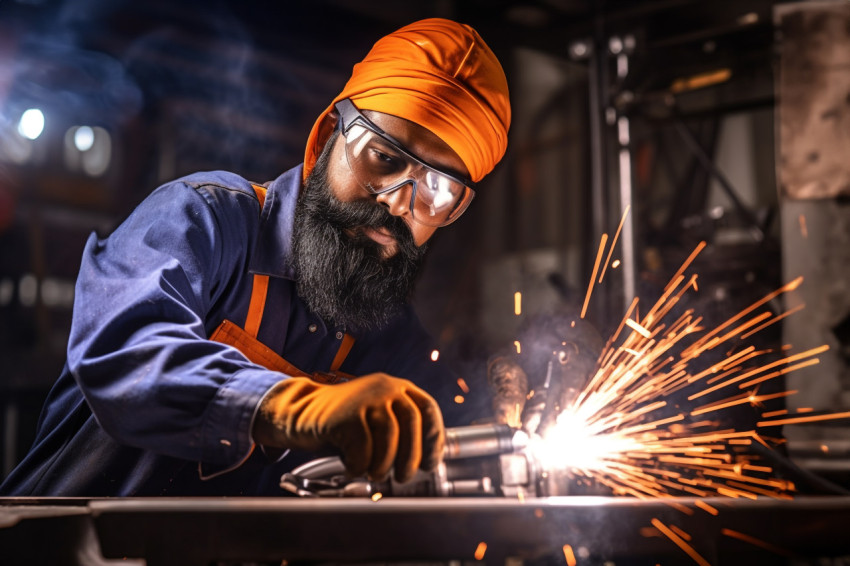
0 166 469 496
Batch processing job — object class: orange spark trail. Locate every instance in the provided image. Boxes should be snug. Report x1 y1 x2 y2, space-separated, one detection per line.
651 519 711 566
562 544 577 566
581 234 608 319
721 528 797 558
681 277 803 359
738 356 823 389
690 390 798 417
757 411 850 427
663 242 706 293
687 346 826 401
598 205 631 284
741 303 805 339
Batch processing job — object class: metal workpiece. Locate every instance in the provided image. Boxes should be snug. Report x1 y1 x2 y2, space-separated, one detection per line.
497 452 534 498
281 423 535 498
444 423 528 460
5 497 850 565
278 420 600 499
72 497 850 565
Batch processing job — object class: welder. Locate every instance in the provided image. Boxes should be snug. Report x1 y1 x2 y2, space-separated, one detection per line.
0 18 511 496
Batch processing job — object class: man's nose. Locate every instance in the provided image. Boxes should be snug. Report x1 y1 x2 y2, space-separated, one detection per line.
375 181 413 217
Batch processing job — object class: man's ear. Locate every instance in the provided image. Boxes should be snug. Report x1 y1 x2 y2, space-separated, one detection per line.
314 110 342 161
325 109 340 131
316 110 340 151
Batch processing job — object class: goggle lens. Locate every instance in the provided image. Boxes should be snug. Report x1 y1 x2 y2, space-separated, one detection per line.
342 122 474 227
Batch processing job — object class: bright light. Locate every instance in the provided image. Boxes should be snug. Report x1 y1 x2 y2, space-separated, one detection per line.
529 409 638 473
74 126 95 151
18 108 45 140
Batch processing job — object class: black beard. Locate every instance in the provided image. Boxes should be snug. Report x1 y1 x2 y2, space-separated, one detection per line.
292 131 427 333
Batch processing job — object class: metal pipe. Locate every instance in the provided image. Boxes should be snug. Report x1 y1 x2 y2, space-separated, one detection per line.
444 423 528 460
617 115 637 303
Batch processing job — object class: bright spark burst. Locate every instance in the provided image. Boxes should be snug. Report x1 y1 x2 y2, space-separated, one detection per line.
527 236 847 501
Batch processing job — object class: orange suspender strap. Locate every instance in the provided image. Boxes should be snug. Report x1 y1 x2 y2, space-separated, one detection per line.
240 182 356 374
330 333 355 372
243 275 269 339
251 183 268 209
244 184 270 339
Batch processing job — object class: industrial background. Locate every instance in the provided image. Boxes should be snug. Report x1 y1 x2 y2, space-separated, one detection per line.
2 0 850 508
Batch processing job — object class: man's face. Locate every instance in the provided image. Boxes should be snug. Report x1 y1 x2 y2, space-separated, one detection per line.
326 108 470 255
292 113 468 332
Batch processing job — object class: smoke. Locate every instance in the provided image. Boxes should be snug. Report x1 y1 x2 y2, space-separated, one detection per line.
7 39 143 121
0 0 367 179
106 1 360 179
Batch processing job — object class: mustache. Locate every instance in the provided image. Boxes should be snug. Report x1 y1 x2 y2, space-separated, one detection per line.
302 186 417 251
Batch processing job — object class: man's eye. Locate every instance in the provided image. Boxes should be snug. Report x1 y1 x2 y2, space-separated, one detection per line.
373 149 394 163
368 148 404 172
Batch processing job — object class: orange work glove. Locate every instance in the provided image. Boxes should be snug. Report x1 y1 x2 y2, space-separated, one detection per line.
253 374 445 483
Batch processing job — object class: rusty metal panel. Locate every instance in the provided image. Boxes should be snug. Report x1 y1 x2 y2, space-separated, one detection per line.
776 1 850 199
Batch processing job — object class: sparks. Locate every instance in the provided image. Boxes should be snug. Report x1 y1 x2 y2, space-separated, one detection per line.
598 205 631 284
526 241 839 503
514 291 522 316
651 518 711 566
581 233 608 319
721 529 796 557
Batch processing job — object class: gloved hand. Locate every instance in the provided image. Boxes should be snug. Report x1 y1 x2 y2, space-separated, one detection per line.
253 374 444 483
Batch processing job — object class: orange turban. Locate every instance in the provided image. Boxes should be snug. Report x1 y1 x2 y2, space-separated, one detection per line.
304 18 511 184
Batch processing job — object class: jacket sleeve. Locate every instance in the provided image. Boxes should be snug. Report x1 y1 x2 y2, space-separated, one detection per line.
66 180 284 471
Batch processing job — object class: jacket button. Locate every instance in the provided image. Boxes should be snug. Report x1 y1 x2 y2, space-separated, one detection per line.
335 331 344 340
308 324 318 333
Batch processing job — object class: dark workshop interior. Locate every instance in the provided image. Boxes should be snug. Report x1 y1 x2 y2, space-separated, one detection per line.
2 0 850 564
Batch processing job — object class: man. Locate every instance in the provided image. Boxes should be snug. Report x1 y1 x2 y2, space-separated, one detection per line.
0 18 510 496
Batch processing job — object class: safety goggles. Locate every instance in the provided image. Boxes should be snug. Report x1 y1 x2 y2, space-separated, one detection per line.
334 98 476 227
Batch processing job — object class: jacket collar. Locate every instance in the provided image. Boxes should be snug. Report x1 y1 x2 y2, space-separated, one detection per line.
248 164 302 280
